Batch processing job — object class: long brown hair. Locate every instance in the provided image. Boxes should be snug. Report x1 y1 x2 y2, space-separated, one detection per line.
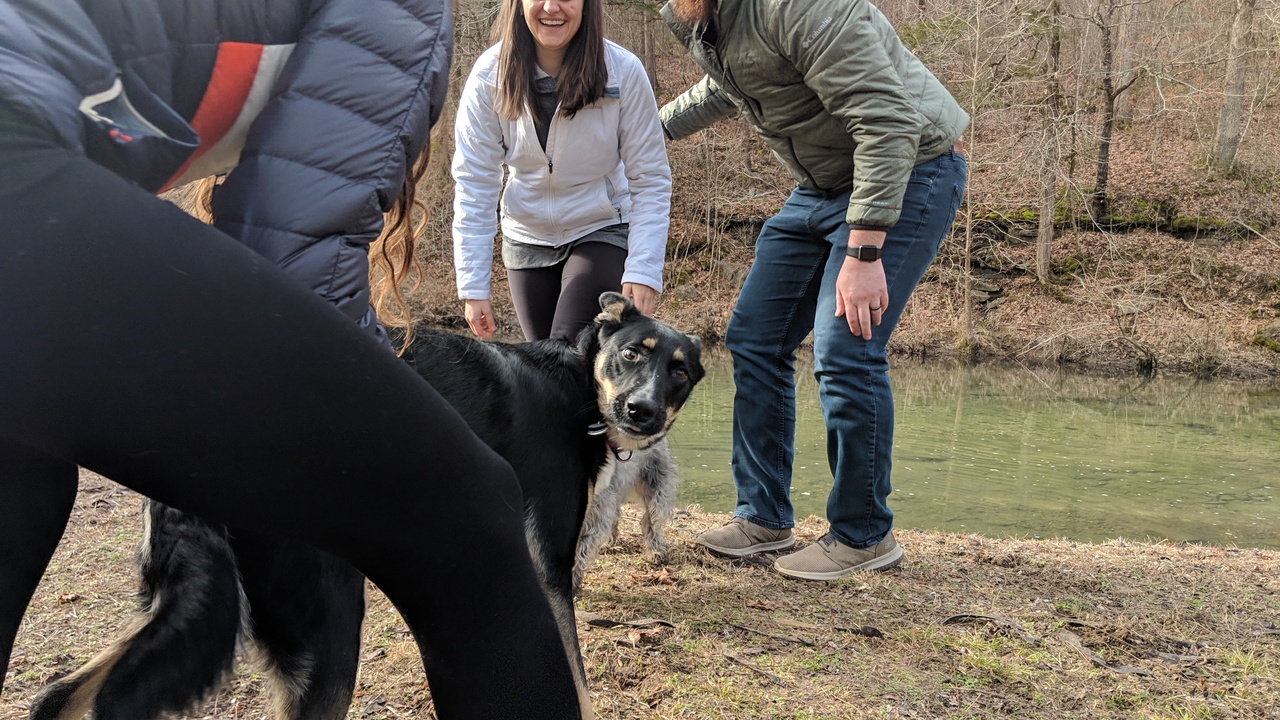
491 0 607 121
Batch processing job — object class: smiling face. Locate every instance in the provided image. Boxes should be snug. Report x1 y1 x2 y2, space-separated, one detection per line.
522 0 583 68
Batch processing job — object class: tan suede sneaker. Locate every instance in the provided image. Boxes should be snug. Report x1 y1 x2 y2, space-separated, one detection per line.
773 531 904 580
696 517 796 557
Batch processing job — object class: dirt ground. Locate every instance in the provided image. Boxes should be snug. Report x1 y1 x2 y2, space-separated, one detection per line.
8 60 1280 720
4 471 1277 720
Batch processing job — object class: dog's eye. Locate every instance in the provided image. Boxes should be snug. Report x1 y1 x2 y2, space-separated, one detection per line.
621 347 640 362
672 367 688 382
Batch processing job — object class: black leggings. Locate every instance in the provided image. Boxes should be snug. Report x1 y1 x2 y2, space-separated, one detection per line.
0 123 582 718
508 240 626 341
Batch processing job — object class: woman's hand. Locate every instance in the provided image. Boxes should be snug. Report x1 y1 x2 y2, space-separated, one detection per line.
622 282 658 316
463 299 496 339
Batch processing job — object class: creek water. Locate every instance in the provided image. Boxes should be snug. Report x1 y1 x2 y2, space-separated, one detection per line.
667 352 1280 550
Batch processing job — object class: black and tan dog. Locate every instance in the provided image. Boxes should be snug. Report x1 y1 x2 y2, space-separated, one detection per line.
30 292 703 720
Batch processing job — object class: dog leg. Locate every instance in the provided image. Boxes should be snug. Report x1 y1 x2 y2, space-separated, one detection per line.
233 534 365 720
573 456 632 591
31 501 244 720
0 441 77 701
635 439 679 564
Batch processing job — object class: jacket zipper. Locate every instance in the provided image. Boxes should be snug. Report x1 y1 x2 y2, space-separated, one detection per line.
544 102 560 239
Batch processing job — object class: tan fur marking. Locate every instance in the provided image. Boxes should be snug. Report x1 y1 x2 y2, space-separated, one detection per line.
35 521 174 718
594 356 618 415
261 651 312 720
38 616 149 720
595 299 626 324
673 348 684 361
642 337 656 349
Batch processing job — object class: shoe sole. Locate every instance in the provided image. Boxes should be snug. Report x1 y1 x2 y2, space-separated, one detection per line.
773 545 905 581
699 536 796 558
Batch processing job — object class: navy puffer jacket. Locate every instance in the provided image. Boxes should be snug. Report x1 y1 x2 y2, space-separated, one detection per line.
0 0 452 344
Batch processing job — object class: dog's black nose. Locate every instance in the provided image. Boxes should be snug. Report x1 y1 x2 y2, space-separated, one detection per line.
625 399 658 425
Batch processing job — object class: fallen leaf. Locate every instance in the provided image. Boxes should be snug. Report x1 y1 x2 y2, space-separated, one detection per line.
630 567 675 586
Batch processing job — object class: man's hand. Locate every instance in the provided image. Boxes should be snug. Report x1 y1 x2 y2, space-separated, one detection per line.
622 282 658 316
463 298 496 339
834 229 889 340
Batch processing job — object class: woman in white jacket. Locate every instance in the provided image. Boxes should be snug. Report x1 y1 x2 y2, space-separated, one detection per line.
453 0 672 341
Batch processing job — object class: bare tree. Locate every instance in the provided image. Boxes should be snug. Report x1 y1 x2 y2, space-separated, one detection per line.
1037 0 1066 284
1084 0 1146 221
1112 0 1144 126
1210 0 1258 171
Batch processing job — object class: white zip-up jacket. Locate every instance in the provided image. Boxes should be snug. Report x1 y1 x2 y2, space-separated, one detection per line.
452 40 672 300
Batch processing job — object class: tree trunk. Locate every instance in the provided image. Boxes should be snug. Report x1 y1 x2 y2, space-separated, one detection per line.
641 8 658 94
1113 1 1141 127
1037 0 1063 284
1091 0 1120 221
1210 0 1256 171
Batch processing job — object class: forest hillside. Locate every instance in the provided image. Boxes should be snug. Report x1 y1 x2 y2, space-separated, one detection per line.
414 0 1280 379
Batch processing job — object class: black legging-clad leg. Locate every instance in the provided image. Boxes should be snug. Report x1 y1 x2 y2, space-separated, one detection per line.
0 138 584 718
0 440 78 695
508 241 626 341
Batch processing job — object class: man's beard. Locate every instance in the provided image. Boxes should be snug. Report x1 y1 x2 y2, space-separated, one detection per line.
670 0 715 26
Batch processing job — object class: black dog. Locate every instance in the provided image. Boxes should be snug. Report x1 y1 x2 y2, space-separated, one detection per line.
30 292 703 720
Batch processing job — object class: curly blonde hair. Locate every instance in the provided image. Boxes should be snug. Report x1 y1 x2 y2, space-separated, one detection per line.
368 144 431 353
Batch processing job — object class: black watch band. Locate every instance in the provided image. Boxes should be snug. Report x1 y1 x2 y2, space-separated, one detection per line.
846 245 883 262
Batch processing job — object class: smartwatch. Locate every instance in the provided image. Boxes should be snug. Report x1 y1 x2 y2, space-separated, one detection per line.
846 245 883 262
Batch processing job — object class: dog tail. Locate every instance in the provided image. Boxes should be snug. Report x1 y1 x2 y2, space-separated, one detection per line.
28 501 245 720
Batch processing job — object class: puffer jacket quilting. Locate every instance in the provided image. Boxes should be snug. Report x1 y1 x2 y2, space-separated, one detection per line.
0 0 452 343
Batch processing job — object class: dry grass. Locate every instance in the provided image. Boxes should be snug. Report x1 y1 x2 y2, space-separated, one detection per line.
32 17 1276 717
400 91 1280 381
6 472 1278 719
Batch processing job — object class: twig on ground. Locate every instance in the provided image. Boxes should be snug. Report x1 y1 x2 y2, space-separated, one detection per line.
943 613 1041 645
834 624 885 638
1147 650 1205 663
578 612 674 630
729 623 814 646
1055 629 1152 676
1231 219 1268 242
722 650 785 685
1179 293 1209 318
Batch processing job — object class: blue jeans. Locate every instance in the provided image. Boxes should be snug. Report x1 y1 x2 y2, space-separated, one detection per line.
726 151 967 548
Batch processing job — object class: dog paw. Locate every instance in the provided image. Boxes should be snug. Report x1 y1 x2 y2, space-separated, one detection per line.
643 548 669 565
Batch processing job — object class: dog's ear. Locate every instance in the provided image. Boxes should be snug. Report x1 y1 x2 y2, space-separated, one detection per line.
683 333 706 383
574 320 601 359
594 291 635 326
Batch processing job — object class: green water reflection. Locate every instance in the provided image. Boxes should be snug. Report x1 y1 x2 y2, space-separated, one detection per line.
667 352 1280 549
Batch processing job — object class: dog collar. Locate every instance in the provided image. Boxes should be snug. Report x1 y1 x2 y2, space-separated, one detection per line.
586 421 633 461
